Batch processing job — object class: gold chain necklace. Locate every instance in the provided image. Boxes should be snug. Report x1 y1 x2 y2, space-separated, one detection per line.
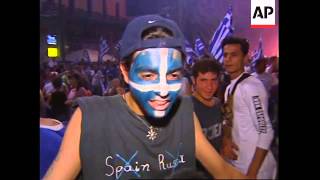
123 94 160 141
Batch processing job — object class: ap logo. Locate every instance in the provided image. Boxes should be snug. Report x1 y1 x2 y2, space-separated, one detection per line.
251 0 276 28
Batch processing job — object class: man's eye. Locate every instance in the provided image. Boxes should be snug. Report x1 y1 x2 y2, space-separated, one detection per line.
143 74 152 78
231 53 239 57
167 72 182 80
139 73 157 80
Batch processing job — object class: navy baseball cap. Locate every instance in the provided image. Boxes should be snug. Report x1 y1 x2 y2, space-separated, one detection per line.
119 14 186 61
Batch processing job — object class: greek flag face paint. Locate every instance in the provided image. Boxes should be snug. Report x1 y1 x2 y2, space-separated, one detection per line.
129 48 183 118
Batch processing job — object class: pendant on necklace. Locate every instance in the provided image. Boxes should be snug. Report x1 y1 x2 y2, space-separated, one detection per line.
146 126 158 141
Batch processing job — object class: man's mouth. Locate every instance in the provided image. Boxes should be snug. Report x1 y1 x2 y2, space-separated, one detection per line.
148 99 170 111
204 92 214 97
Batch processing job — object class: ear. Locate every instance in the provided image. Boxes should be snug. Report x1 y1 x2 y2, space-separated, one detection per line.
191 76 196 85
244 54 250 65
119 63 129 84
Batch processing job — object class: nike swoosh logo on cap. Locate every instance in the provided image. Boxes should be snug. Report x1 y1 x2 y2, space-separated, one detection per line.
148 20 156 23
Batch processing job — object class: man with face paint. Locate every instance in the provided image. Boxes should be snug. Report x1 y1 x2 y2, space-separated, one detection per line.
44 15 249 180
125 48 183 119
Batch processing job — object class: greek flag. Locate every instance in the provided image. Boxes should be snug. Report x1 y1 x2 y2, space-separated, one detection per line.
209 6 234 63
99 36 109 63
82 49 90 62
185 40 197 65
251 37 264 64
114 40 121 52
195 37 205 57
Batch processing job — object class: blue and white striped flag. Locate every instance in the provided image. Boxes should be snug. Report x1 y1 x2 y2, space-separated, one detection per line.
195 37 205 57
251 37 264 64
114 40 121 52
185 40 197 65
82 49 90 62
209 6 234 63
99 36 109 63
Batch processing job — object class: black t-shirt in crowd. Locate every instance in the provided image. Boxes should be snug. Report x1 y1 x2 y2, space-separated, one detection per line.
75 95 196 180
192 96 223 179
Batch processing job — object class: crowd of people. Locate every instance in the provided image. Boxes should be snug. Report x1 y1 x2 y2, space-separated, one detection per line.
40 60 127 122
40 14 278 179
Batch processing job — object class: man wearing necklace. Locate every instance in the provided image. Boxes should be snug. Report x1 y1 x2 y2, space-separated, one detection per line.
44 15 249 180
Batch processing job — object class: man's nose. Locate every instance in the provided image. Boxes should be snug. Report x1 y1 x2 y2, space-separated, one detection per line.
158 84 169 97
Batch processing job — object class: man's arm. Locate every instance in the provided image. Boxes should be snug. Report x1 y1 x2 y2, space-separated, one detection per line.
220 85 239 160
246 147 269 177
242 81 274 177
43 107 82 180
194 113 249 179
221 124 239 160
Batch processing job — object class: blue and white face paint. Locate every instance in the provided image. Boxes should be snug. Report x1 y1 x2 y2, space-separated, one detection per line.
129 48 183 118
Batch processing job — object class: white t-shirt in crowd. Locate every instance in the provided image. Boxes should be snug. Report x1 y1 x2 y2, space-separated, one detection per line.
224 73 277 179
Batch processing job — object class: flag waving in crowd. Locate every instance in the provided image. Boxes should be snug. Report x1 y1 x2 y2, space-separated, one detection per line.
185 40 197 65
209 6 234 63
114 40 121 52
99 36 109 63
195 37 206 57
251 36 264 64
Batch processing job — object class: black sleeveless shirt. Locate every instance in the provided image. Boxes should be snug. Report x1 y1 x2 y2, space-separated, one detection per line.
75 95 195 179
192 96 223 179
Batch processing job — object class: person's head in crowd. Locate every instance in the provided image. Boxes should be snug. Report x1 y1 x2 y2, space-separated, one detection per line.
254 57 268 74
192 56 222 100
56 64 64 74
119 14 185 119
95 70 104 79
268 56 279 73
69 73 84 90
44 70 54 81
222 36 249 79
111 78 121 88
74 64 82 72
112 78 125 95
52 77 63 91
